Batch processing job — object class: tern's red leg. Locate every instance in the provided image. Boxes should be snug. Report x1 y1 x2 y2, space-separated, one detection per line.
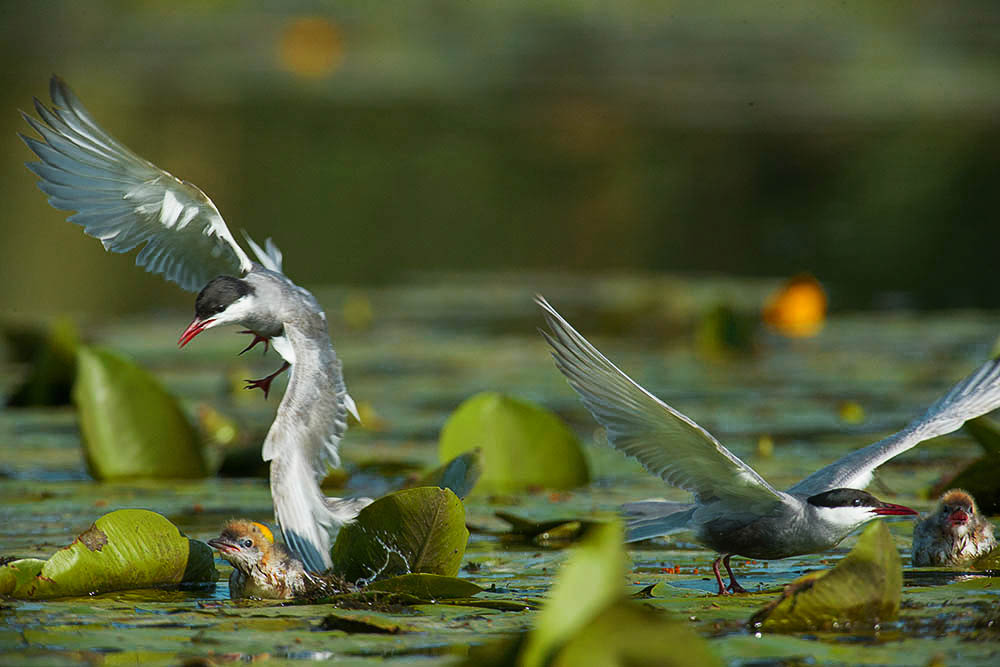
239 330 270 355
723 554 747 594
711 555 728 596
245 362 290 399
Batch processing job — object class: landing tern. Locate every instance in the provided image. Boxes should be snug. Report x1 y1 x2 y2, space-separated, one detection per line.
20 76 369 572
536 296 1000 594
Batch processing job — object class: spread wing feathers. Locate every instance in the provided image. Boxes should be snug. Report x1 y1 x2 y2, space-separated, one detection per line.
790 355 1000 496
244 233 284 273
20 76 252 292
269 450 336 572
622 504 696 543
537 296 786 511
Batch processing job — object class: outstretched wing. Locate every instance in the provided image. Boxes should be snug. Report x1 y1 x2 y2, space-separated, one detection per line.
20 76 253 292
537 296 787 511
790 355 1000 495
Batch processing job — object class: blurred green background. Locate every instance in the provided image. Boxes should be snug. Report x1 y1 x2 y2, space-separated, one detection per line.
2 0 998 318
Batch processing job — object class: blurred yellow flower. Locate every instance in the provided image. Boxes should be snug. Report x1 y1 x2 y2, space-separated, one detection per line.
277 16 344 79
762 274 827 338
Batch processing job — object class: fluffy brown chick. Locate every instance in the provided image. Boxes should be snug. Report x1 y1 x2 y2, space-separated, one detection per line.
208 519 349 599
912 489 996 566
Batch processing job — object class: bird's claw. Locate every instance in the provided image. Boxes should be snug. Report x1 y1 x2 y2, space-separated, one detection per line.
727 582 748 594
239 330 270 356
244 361 291 400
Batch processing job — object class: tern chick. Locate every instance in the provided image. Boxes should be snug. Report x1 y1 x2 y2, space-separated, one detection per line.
20 77 370 572
208 520 351 599
912 489 996 566
537 296 1000 594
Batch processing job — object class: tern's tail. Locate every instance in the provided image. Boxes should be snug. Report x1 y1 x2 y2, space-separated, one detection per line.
270 451 371 573
622 500 695 543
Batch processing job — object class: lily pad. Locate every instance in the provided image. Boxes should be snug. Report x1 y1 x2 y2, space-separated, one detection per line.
519 519 627 666
414 449 483 498
331 487 469 583
438 392 589 493
496 510 594 546
366 572 483 599
73 345 208 479
1 509 216 599
749 521 902 632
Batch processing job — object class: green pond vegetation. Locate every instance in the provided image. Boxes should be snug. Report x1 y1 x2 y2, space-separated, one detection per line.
2 276 999 665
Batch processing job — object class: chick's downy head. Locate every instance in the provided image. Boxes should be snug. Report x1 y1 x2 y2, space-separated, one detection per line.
208 520 276 572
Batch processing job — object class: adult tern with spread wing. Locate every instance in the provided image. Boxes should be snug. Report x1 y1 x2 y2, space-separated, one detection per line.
537 296 1000 594
20 76 369 572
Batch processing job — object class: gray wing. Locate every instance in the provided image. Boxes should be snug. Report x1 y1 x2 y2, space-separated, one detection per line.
790 355 1000 496
20 76 252 292
263 324 355 572
537 296 787 511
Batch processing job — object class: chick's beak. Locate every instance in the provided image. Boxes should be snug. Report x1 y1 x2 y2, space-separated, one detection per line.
178 317 214 348
948 509 969 525
873 502 918 517
208 536 238 553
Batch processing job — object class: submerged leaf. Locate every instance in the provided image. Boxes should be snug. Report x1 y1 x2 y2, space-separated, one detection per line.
438 392 589 493
2 509 216 599
750 522 902 632
414 449 483 498
318 612 413 634
331 487 469 582
73 346 208 480
496 510 593 546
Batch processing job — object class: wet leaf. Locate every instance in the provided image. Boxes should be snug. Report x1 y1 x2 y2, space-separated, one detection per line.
519 519 627 666
318 611 413 634
73 346 208 479
414 449 483 498
496 510 593 546
438 392 589 493
5 317 78 407
0 558 45 596
2 509 216 599
366 572 483 599
749 521 902 632
331 487 469 582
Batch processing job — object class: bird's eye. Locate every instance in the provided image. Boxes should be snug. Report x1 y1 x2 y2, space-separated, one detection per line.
240 538 253 548
852 498 861 507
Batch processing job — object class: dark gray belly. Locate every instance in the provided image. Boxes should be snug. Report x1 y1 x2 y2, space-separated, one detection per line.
696 514 838 560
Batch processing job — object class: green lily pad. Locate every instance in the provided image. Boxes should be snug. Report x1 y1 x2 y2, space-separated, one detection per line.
5 317 78 407
415 450 483 498
73 345 208 479
331 487 469 582
519 519 627 666
366 572 483 599
552 600 722 667
318 612 415 634
1 509 216 599
438 392 589 493
749 521 902 632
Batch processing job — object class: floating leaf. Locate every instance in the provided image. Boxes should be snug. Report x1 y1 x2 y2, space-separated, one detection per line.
496 510 593 546
318 612 413 634
1 509 216 599
331 487 469 583
749 522 902 632
73 346 207 480
6 317 78 406
695 303 757 359
438 392 589 493
415 450 483 498
366 573 483 599
519 519 627 666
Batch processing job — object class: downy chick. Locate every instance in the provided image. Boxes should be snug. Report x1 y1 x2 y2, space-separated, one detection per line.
912 489 996 566
208 520 350 599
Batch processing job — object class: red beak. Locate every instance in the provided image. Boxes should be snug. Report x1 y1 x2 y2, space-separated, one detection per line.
178 317 214 348
948 509 969 525
873 502 918 517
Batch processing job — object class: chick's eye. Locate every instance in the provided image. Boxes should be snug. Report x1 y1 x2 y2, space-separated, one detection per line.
240 538 253 548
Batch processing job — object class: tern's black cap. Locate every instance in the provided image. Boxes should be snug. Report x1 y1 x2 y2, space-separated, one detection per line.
195 276 251 318
806 488 883 509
